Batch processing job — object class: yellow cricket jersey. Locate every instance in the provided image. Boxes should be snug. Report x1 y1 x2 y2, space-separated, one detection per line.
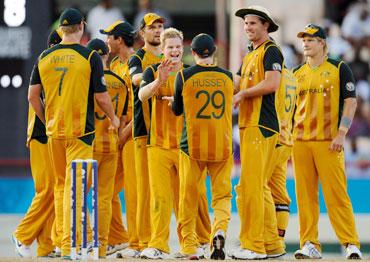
238 40 282 134
30 43 106 139
293 58 356 141
110 56 133 123
140 63 185 149
94 70 128 154
128 48 163 138
172 64 234 161
275 68 298 146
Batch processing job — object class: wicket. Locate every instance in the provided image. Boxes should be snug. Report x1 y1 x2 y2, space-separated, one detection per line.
70 159 99 260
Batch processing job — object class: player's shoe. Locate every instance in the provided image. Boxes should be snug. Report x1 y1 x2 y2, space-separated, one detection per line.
230 247 267 260
106 242 129 255
294 241 322 259
266 252 286 259
172 247 204 260
211 230 226 260
116 248 140 258
140 247 169 259
42 247 61 258
11 234 32 258
200 243 210 259
345 244 362 260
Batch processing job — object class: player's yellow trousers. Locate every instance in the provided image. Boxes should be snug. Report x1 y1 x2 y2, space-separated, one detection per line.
108 151 129 246
14 139 55 256
292 140 360 250
178 151 233 255
93 151 117 257
134 136 151 250
48 137 93 257
236 127 283 255
147 146 211 254
267 144 292 249
122 137 139 249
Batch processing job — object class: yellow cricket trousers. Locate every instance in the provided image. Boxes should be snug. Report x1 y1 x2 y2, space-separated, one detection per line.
178 151 233 255
236 127 283 254
93 151 117 257
122 137 139 250
267 144 292 248
108 151 129 246
292 140 360 250
48 137 93 257
147 147 211 254
134 136 151 250
14 139 55 256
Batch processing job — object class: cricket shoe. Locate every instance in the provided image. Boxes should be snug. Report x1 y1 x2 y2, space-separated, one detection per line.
11 234 31 258
211 230 226 260
140 247 169 259
345 244 362 260
116 247 141 258
294 241 322 259
230 247 267 260
106 242 129 255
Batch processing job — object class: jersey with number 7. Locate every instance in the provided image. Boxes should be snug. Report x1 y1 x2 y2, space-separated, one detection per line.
31 44 106 138
173 64 233 161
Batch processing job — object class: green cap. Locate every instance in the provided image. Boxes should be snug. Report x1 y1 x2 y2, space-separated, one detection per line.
297 24 326 39
100 20 135 38
59 8 84 26
191 33 216 58
87 38 109 56
47 28 62 47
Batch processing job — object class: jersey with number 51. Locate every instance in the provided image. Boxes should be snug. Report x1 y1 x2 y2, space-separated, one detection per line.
30 44 106 139
173 64 233 161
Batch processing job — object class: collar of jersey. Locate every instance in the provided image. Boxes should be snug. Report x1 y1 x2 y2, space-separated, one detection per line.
196 63 217 67
60 41 80 45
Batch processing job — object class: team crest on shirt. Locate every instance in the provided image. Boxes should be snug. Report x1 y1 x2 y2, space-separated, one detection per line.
346 82 355 91
320 71 330 77
272 63 282 71
129 66 137 75
101 76 106 86
297 74 306 83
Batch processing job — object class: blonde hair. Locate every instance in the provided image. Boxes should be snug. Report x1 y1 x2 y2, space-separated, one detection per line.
60 24 80 35
160 27 184 48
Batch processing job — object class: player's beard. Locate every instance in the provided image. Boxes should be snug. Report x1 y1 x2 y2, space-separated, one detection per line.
148 40 161 46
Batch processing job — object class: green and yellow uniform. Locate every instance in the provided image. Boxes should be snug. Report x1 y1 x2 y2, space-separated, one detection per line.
108 56 138 250
128 48 162 249
235 40 283 255
140 64 211 253
172 64 233 255
13 106 55 256
93 69 128 257
267 67 298 248
292 58 360 250
30 43 106 256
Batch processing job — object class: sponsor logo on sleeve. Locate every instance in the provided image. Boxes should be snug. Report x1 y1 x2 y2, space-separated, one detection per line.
272 63 282 71
346 82 355 91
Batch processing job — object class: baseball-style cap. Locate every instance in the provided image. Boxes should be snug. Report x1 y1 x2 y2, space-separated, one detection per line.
191 33 216 58
235 5 279 33
100 20 136 38
140 13 165 29
47 28 63 47
87 38 109 56
297 24 327 39
59 8 84 26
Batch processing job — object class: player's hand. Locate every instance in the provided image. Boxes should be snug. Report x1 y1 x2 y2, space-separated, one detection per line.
157 59 172 84
233 90 245 108
162 96 174 106
109 115 120 130
329 132 345 152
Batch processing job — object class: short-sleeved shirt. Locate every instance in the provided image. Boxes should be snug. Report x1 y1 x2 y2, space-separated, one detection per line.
30 43 106 139
128 48 163 138
237 40 283 135
172 64 234 161
293 58 356 141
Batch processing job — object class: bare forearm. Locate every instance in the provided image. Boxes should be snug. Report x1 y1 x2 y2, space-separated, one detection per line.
95 92 115 121
338 98 357 134
234 74 241 94
139 78 161 101
29 99 45 124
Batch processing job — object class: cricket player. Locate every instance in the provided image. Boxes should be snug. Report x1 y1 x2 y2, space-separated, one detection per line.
27 8 120 258
128 12 164 250
138 28 211 259
100 20 139 257
11 29 63 258
87 38 128 258
232 5 285 259
173 33 233 260
293 24 362 259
